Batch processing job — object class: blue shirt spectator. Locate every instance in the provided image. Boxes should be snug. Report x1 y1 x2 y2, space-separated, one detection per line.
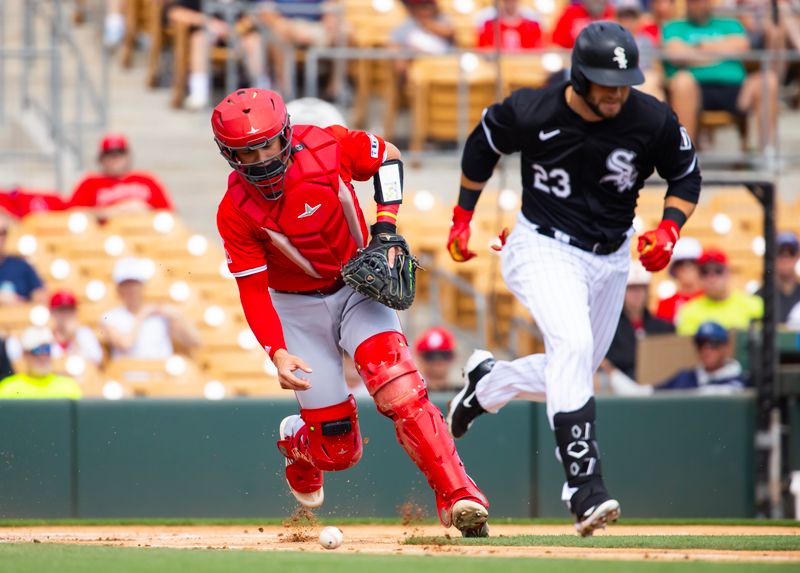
657 321 750 392
0 216 45 305
0 256 43 301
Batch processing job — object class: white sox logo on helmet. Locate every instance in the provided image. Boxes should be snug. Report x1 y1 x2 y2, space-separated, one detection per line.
600 149 638 193
612 46 628 69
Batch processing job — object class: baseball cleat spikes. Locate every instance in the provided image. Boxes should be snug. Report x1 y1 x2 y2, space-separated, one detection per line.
446 350 494 439
451 499 490 538
575 499 620 537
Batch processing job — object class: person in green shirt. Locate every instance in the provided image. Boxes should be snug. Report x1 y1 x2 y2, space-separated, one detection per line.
0 326 82 399
676 247 763 336
662 0 777 150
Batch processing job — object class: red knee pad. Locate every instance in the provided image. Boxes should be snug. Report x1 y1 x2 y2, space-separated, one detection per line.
300 395 362 472
354 332 488 526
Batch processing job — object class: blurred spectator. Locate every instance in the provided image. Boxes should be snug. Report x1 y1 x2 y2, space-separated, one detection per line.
657 321 750 392
475 0 543 50
756 231 800 324
69 134 175 216
168 0 268 110
0 327 82 399
648 0 676 41
0 187 67 218
551 0 615 49
0 191 14 218
0 336 12 379
6 291 104 366
49 291 104 365
390 0 455 56
0 214 46 306
676 247 763 335
105 0 126 47
615 0 664 99
414 326 457 391
788 300 800 330
603 261 674 380
662 0 777 149
654 237 704 323
101 257 200 359
258 0 345 96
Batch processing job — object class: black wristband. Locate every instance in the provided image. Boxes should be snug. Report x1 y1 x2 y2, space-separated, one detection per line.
662 207 687 229
371 221 396 236
457 186 482 211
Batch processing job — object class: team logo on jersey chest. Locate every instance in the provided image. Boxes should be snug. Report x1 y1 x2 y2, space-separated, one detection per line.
600 149 638 193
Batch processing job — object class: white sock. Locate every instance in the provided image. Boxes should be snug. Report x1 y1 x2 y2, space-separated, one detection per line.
188 72 210 101
104 13 125 46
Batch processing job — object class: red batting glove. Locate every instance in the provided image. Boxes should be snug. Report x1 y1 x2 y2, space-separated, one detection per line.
490 227 510 252
637 220 680 272
447 205 477 262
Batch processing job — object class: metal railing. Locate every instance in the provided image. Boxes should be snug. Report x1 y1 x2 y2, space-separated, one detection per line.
0 0 109 192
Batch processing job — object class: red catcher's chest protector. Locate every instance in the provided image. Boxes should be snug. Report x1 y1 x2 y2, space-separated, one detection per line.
229 125 369 281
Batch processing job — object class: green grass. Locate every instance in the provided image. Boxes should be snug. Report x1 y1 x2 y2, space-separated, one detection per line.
1 517 798 527
406 535 800 551
0 544 797 573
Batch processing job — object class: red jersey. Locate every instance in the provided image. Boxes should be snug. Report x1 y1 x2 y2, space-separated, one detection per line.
69 172 174 210
477 18 543 50
217 124 389 357
218 124 386 290
550 4 615 48
655 290 704 323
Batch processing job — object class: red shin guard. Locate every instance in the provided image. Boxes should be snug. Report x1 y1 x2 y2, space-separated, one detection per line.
354 332 488 526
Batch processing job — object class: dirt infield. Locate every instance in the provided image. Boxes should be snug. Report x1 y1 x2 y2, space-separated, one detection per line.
2 522 799 563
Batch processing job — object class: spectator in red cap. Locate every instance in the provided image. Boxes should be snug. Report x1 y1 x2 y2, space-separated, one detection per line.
414 326 457 391
6 290 103 366
676 247 763 336
69 134 175 216
49 290 103 366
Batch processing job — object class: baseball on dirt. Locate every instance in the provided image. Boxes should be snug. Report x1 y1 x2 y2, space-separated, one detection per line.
319 526 343 549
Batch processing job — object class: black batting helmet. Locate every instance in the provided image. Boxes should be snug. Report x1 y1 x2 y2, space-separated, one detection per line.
570 21 645 96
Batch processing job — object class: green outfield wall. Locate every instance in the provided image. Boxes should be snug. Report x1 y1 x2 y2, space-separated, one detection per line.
0 395 757 519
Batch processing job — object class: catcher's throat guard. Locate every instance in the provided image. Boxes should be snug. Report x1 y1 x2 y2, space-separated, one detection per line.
341 232 420 310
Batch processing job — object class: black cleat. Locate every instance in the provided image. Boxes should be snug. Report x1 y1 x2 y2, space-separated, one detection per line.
446 350 494 439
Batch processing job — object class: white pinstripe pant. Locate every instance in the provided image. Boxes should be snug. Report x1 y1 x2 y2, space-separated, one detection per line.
475 214 632 427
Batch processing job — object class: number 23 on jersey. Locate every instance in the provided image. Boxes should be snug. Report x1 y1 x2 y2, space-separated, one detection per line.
532 163 572 198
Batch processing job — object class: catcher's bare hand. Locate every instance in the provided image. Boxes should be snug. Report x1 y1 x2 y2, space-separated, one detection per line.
272 349 313 391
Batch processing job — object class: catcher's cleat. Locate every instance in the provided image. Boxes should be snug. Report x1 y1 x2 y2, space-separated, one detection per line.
446 350 494 439
277 415 324 508
451 498 490 538
574 498 621 537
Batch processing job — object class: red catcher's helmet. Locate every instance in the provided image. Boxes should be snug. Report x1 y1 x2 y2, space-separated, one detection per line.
211 88 293 200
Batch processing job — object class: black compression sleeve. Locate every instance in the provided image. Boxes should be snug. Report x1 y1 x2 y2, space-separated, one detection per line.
457 186 482 211
662 207 688 229
461 124 502 183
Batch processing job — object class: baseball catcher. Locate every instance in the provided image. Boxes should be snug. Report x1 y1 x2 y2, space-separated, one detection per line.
212 89 489 537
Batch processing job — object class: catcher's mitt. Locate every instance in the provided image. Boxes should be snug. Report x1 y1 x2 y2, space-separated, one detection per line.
341 232 420 310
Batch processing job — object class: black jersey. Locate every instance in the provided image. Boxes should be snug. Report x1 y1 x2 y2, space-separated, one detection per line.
464 81 701 244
